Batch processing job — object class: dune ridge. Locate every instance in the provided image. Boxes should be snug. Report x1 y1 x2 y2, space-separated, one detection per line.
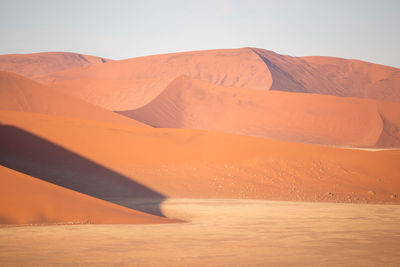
118 75 400 147
0 52 110 79
0 71 147 127
34 48 273 110
31 47 400 112
251 48 400 102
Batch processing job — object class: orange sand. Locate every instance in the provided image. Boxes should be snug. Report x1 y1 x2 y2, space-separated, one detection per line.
1 48 399 226
1 110 399 209
119 75 400 147
252 48 400 102
0 71 147 127
35 48 273 110
34 48 400 111
0 165 175 225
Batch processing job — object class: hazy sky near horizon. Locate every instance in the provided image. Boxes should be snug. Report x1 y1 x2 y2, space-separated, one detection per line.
0 0 399 67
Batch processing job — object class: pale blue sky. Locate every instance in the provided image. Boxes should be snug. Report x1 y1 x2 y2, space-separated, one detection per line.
0 0 399 67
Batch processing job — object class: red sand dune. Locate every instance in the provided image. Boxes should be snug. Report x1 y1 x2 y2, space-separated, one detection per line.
251 48 400 102
0 71 147 127
0 52 110 79
1 110 399 209
0 165 173 225
118 75 400 147
33 48 400 112
1 48 400 225
35 48 273 110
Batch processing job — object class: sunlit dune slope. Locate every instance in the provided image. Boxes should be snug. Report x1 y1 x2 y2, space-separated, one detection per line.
35 48 273 110
0 165 175 225
0 71 148 127
118 75 400 147
1 110 399 205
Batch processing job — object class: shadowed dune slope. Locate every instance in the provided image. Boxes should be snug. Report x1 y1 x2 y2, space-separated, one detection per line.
0 121 166 218
251 48 400 102
0 71 148 127
35 48 272 110
0 165 173 225
375 101 400 147
0 52 110 79
1 110 399 205
118 76 400 147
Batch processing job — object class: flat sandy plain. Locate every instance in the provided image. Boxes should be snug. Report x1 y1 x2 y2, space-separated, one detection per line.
1 199 400 266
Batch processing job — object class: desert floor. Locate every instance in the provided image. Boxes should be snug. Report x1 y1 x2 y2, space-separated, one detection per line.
1 199 399 266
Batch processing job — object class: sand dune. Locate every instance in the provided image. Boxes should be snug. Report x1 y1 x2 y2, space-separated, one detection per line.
1 110 399 207
0 165 174 225
1 48 399 226
0 71 147 127
32 48 400 112
34 48 272 110
252 48 400 102
118 75 399 147
0 52 110 79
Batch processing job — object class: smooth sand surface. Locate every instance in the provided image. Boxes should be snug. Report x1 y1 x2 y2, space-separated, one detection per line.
119 75 400 147
0 52 110 79
0 71 147 127
1 199 399 266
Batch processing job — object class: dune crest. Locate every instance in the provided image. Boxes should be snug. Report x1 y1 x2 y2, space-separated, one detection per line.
0 52 110 79
251 48 400 102
34 48 272 110
30 48 400 112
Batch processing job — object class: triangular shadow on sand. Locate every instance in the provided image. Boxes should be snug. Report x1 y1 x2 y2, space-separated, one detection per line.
0 124 166 217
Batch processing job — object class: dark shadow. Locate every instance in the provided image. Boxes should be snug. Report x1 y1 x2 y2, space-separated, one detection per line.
0 124 166 217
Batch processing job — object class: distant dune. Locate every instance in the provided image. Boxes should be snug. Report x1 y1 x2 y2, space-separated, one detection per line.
34 48 400 111
251 48 400 102
118 75 400 147
34 48 273 110
0 71 147 127
0 52 110 79
0 165 174 225
1 110 399 210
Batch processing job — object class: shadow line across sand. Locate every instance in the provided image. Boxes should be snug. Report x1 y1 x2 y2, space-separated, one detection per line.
0 124 166 217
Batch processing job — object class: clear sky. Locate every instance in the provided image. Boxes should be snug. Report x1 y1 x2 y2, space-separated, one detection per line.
0 0 399 67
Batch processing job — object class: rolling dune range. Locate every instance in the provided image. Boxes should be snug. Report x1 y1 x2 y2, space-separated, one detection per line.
0 48 399 226
32 47 400 111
